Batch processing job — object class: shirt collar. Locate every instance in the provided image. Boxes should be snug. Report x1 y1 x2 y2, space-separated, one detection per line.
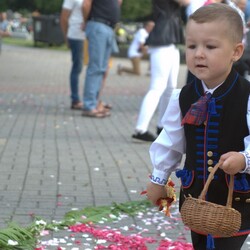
201 80 224 94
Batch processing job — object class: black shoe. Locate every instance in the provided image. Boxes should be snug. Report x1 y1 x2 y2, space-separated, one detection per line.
132 131 156 142
157 127 163 135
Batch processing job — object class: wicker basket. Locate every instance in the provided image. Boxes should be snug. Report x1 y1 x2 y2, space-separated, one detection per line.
180 163 241 237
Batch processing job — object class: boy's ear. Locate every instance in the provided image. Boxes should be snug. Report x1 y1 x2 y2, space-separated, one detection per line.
233 42 244 62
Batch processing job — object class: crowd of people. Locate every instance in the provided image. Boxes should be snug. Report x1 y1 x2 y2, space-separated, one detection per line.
59 1 250 249
59 0 250 128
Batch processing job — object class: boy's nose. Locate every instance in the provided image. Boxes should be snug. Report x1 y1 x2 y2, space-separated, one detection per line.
195 47 204 58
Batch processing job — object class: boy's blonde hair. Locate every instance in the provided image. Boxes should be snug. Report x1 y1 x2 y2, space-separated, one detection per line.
188 3 243 43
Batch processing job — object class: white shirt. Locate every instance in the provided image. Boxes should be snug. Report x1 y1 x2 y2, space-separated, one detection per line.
127 28 149 58
62 0 85 40
186 0 206 17
149 88 250 185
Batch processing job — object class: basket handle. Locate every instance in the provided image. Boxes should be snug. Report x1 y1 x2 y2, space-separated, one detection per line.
199 162 234 208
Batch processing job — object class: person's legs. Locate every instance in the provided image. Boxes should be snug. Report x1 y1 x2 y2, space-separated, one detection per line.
83 21 113 112
191 231 248 250
68 38 83 105
157 46 180 130
132 57 141 75
135 46 174 133
118 57 141 75
97 60 112 112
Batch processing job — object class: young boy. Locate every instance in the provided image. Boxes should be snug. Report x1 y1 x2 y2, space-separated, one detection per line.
146 3 250 250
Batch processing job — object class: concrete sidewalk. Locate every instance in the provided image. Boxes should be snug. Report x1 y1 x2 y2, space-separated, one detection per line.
0 44 249 249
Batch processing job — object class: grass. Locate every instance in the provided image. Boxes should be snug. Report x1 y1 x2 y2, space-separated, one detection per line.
2 36 68 51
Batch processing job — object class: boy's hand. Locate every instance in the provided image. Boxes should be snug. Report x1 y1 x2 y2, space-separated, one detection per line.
146 182 167 205
219 152 245 175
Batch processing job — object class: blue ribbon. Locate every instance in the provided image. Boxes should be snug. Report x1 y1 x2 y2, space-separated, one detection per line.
206 234 215 250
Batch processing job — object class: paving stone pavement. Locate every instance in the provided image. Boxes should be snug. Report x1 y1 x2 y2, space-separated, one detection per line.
0 44 249 250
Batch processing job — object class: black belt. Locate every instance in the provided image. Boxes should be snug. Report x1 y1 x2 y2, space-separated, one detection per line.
89 17 115 28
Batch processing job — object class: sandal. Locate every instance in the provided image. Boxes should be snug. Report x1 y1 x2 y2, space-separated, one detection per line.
103 103 112 110
82 109 110 118
98 101 112 111
71 101 83 110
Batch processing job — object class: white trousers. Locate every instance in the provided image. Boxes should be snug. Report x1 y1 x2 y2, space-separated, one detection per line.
135 45 180 133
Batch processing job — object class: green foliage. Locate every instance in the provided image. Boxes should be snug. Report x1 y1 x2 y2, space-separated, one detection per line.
0 0 9 11
33 0 63 14
0 199 152 249
0 0 63 14
64 199 152 225
0 223 36 249
121 0 152 21
0 0 152 19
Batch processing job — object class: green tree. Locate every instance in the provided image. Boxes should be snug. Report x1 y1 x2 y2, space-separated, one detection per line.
0 0 13 12
0 0 63 14
34 0 63 14
12 0 36 11
0 0 152 20
121 0 152 21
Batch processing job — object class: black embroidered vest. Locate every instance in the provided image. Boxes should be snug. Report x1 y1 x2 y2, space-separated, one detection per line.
178 70 250 235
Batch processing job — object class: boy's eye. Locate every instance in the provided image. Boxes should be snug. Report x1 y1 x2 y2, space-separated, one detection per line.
187 45 196 49
206 45 216 49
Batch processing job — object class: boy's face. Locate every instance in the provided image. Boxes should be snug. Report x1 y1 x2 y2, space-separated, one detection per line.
185 20 243 87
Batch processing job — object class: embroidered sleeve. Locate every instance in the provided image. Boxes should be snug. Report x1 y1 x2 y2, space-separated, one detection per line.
151 169 170 186
240 96 250 174
240 151 250 174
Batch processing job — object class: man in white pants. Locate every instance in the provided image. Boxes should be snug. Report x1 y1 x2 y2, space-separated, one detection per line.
132 0 190 142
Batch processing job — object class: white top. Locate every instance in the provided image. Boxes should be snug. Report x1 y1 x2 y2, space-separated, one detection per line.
127 28 149 58
149 87 250 185
186 0 206 17
62 0 85 40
